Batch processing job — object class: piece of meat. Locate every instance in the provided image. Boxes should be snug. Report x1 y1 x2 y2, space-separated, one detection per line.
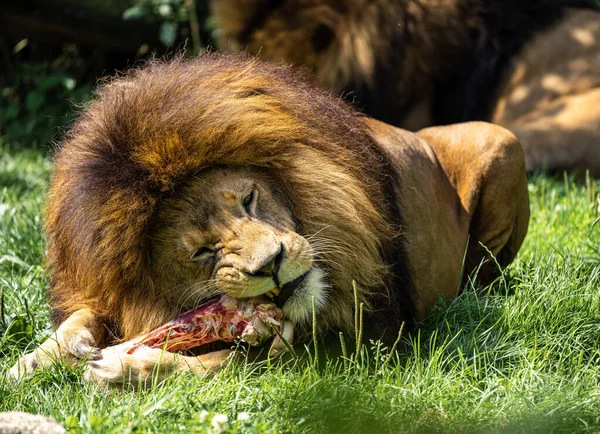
101 296 293 357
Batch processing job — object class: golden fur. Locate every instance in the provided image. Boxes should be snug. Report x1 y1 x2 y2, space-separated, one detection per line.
10 54 529 386
211 1 600 174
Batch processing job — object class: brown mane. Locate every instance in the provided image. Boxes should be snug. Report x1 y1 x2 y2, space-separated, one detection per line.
47 54 403 340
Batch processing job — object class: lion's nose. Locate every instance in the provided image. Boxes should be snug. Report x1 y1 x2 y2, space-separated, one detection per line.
254 243 284 277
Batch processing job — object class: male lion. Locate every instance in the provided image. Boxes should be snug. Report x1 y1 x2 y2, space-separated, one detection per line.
10 54 529 386
210 0 600 175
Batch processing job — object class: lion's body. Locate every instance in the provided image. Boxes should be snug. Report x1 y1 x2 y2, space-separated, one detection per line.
211 1 600 175
11 55 529 386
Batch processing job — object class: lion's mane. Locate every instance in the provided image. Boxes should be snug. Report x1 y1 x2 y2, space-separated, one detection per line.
47 54 411 340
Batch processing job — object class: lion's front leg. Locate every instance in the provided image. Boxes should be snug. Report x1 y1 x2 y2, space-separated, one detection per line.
9 308 106 380
84 347 232 388
418 122 530 285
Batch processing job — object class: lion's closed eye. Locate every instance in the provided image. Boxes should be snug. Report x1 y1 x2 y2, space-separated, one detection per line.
190 247 215 262
242 188 258 215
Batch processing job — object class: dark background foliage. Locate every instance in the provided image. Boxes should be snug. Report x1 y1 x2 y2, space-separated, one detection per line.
0 0 212 148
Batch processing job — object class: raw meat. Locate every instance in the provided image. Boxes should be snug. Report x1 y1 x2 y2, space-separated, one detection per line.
101 296 291 356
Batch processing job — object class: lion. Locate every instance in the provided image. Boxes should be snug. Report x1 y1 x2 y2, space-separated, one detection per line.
9 54 529 387
210 0 600 175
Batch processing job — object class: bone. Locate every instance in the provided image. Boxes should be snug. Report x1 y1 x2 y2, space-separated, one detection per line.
100 295 287 357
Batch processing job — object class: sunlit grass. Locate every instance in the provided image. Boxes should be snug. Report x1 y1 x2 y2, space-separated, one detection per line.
1 144 600 433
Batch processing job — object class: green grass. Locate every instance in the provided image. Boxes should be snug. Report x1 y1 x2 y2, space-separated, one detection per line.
1 144 600 433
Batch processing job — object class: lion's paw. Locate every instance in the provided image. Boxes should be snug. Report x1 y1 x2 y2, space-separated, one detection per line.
61 328 102 361
84 346 163 388
84 347 233 388
8 351 48 381
8 330 101 382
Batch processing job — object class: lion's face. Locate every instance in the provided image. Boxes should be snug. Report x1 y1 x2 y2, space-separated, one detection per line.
150 166 328 325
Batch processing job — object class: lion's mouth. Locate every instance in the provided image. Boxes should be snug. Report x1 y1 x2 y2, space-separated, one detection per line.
271 270 311 308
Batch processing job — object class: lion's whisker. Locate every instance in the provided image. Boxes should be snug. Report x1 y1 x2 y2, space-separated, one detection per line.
304 225 334 241
174 279 221 310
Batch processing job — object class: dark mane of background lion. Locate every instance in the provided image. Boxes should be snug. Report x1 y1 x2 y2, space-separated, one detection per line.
47 54 413 341
211 0 599 129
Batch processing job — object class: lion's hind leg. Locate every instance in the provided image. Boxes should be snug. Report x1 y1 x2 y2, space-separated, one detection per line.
8 308 106 380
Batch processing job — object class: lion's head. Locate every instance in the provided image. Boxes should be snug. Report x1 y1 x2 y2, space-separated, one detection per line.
47 54 400 341
209 0 473 128
210 0 388 94
150 166 327 325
